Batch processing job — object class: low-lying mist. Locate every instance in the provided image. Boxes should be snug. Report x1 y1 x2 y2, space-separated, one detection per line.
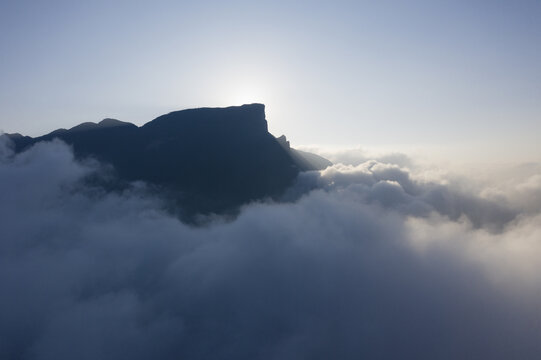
1 139 541 359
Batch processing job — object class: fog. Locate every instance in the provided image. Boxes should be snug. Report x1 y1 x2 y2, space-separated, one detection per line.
1 139 541 359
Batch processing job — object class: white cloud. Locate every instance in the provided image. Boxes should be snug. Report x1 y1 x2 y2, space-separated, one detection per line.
1 140 541 359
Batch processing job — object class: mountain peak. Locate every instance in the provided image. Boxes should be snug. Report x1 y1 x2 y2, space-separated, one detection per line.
66 118 134 133
7 104 330 220
143 103 268 136
98 118 132 127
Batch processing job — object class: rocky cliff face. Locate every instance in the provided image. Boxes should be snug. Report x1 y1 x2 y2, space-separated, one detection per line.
4 104 330 219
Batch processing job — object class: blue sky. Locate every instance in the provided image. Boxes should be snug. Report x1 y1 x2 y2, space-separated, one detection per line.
1 0 539 159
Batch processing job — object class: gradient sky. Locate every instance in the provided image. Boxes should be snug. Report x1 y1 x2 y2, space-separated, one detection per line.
1 0 539 160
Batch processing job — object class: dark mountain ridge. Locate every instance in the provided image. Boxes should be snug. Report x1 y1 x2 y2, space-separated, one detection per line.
4 104 330 219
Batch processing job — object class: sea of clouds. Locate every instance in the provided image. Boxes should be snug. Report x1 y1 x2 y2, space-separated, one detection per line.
1 138 540 359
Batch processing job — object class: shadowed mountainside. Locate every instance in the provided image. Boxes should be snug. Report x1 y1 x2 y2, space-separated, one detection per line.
4 104 330 219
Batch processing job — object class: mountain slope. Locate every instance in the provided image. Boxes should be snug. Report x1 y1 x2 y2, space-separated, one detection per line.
4 104 330 218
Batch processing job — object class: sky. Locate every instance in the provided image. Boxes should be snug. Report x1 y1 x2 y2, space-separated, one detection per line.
1 0 540 161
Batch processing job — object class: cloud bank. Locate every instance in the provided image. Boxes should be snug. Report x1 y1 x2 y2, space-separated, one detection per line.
1 140 541 359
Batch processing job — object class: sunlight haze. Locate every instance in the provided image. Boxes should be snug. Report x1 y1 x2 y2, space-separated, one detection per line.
1 0 539 158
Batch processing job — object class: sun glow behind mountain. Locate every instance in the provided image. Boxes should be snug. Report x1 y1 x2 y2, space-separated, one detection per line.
222 80 270 107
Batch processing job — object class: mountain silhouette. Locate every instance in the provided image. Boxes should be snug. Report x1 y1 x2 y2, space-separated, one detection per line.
4 104 331 219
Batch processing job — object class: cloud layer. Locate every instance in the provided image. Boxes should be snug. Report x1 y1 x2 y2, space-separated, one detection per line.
1 140 541 359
